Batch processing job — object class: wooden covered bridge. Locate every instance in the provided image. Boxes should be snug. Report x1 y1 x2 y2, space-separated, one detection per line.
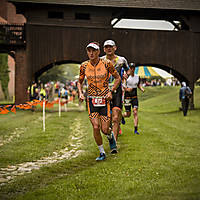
0 0 200 106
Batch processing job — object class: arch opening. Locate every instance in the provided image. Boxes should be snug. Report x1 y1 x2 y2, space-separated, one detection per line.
28 60 81 103
135 63 189 86
35 60 81 81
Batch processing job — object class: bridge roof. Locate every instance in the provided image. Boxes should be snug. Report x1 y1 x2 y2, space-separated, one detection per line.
9 0 200 11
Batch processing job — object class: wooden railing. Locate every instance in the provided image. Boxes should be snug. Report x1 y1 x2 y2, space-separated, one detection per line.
0 23 26 46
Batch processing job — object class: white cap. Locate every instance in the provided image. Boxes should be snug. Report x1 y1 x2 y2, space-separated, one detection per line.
103 40 116 47
86 43 99 50
182 82 186 87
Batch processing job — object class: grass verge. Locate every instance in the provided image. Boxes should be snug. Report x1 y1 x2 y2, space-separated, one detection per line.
0 86 200 200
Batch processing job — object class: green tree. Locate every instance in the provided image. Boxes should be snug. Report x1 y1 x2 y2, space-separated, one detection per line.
39 65 63 84
0 53 10 100
39 63 80 83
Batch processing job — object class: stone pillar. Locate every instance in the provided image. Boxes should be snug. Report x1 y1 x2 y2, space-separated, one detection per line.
15 48 29 104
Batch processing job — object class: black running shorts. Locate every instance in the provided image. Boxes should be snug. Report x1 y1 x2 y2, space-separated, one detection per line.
111 87 122 110
124 97 138 112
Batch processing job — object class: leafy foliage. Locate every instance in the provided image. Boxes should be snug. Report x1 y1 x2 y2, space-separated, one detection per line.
0 53 10 100
39 63 80 83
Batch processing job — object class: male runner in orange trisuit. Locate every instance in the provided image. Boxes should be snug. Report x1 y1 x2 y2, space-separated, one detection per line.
77 42 121 161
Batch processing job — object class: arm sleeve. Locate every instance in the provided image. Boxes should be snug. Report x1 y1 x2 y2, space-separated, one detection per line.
122 57 130 71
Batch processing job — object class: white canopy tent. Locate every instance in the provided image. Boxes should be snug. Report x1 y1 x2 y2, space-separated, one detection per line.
152 67 174 79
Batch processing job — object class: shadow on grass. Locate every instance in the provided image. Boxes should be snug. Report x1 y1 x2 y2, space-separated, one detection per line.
157 107 200 115
157 110 181 115
31 108 86 113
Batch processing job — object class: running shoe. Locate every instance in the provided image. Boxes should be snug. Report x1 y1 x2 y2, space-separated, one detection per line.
108 132 117 154
96 153 106 161
121 116 126 125
134 130 140 135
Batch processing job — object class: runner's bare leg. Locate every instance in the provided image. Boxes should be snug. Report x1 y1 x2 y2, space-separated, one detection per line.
112 108 121 140
90 118 102 146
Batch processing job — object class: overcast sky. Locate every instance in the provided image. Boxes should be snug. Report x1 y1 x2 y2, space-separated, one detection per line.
113 19 174 30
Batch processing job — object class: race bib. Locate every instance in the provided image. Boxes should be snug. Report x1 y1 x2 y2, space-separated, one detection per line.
92 97 106 107
124 99 131 106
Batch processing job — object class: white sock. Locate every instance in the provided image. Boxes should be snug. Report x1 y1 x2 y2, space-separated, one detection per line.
98 145 105 154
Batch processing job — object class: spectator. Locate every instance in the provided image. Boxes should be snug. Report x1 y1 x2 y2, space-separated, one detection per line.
179 82 192 116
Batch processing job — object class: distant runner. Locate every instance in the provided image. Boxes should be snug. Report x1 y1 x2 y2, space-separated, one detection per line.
101 39 130 140
122 62 144 135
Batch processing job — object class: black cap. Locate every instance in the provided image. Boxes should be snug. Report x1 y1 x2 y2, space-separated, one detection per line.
129 62 135 68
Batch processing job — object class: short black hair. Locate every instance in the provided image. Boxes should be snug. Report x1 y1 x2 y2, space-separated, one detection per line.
129 62 135 68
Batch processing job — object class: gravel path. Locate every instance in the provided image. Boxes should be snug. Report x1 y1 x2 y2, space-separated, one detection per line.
0 117 85 186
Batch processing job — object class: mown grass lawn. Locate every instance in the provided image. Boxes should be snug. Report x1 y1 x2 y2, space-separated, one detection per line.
0 86 200 200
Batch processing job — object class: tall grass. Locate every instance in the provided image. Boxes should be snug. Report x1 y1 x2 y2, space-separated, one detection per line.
0 86 200 200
